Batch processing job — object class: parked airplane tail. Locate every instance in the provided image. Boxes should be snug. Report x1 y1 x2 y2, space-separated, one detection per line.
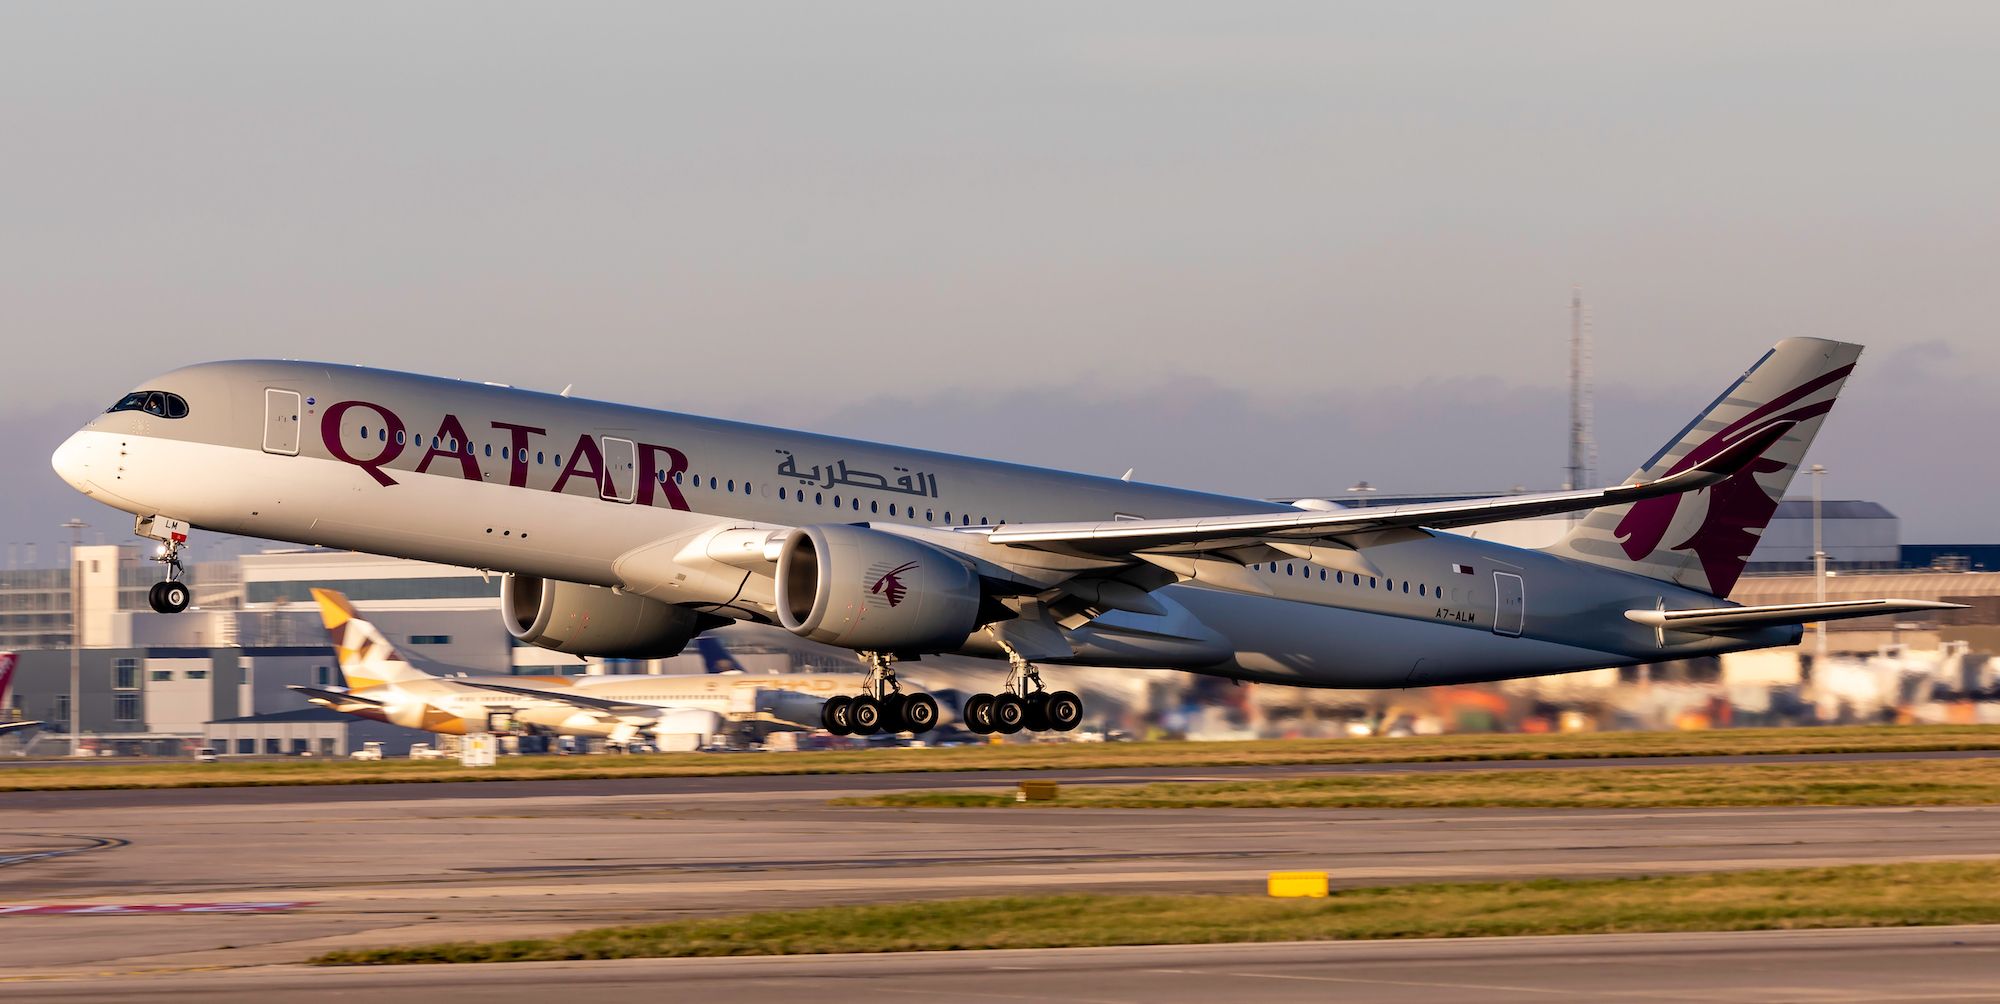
311 588 437 690
694 636 744 674
1543 337 1862 598
0 652 15 709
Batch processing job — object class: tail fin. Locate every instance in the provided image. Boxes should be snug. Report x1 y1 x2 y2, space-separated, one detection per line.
311 588 435 691
0 652 16 709
1545 337 1862 597
693 636 743 674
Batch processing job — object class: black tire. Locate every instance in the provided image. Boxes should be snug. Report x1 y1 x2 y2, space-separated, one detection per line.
901 693 940 734
1022 692 1051 733
147 581 170 614
964 694 996 735
1046 691 1084 732
158 581 191 614
878 693 909 734
849 696 883 735
993 693 1027 735
823 695 854 736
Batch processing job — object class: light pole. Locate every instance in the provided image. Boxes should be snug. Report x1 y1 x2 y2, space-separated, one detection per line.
1810 466 1828 671
61 518 88 756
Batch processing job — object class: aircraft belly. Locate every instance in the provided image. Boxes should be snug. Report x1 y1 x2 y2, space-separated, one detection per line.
1166 586 1628 689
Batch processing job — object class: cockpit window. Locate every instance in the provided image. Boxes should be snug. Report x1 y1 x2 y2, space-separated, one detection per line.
107 391 190 419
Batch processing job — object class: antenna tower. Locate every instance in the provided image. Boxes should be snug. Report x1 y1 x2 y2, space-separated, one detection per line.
1566 286 1597 491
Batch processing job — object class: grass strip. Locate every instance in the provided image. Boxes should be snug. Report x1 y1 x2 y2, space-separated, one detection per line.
839 757 2000 810
7 725 2000 792
312 860 2000 964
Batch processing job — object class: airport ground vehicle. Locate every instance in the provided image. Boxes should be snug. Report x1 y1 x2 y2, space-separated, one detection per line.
54 339 1952 730
350 742 384 762
194 746 218 762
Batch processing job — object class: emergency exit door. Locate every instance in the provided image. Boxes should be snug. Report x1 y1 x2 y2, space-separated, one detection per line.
1493 572 1525 637
600 436 636 503
263 389 302 456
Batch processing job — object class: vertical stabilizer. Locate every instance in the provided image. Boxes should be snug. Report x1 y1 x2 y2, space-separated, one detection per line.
0 652 16 710
1544 338 1862 597
694 636 744 674
311 588 436 690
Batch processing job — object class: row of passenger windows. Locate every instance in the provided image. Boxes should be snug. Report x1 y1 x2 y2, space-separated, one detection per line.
350 426 1004 526
1249 562 1443 599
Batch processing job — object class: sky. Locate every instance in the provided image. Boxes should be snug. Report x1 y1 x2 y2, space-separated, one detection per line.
3 2 1996 564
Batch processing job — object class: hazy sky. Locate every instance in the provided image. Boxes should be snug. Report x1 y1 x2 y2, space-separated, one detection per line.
4 2 1996 561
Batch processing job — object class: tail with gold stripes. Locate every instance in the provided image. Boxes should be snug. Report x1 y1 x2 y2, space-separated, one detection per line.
311 588 437 691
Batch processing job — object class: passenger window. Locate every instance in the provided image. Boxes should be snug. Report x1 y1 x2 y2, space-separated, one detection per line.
833 495 841 508
1286 564 1293 576
943 511 951 523
360 425 369 439
727 480 734 492
780 487 788 500
397 430 406 445
926 510 934 522
555 454 562 466
1320 569 1327 581
379 428 387 441
1402 581 1410 594
815 493 823 505
483 444 492 457
888 504 897 516
744 481 753 495
871 501 879 513
709 477 717 489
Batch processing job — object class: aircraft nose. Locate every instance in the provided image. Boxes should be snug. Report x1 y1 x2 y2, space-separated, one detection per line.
51 431 96 492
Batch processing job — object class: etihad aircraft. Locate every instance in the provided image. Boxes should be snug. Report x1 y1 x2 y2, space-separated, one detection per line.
292 588 848 746
0 653 42 737
54 338 1954 737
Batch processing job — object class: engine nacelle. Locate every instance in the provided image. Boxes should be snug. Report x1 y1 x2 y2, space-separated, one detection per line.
503 574 701 659
774 524 982 652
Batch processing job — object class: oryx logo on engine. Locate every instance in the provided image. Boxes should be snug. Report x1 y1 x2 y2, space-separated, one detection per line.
869 561 919 608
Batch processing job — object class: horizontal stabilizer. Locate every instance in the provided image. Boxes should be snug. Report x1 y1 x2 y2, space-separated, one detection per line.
0 719 42 736
1625 599 1965 635
288 684 386 712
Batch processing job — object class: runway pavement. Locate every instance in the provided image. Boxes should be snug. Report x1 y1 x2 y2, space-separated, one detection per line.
15 926 2000 1002
11 745 2000 809
4 756 1999 994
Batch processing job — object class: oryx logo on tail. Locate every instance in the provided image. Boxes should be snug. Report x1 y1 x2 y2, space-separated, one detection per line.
870 561 919 608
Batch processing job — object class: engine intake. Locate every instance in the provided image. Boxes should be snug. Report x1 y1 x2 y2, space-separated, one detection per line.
503 574 701 659
774 524 982 652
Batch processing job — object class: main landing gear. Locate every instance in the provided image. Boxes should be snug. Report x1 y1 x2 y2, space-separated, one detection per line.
821 653 943 737
959 644 1083 737
136 515 191 614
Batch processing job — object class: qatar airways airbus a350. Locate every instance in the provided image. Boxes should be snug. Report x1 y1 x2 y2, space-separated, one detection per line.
51 337 1951 737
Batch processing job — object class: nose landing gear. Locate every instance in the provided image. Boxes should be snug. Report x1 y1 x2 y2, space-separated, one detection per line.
135 515 192 614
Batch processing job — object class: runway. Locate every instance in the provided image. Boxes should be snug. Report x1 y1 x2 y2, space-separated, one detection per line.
4 757 1999 996
11 926 1999 1002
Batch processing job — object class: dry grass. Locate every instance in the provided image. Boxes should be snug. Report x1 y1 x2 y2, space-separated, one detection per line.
7 725 2000 792
841 757 2000 809
312 860 2000 964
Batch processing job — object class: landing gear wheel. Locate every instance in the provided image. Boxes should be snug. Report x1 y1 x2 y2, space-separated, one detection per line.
901 693 940 734
964 694 996 735
149 580 190 614
1045 691 1084 732
1022 692 1051 733
992 693 1027 735
849 696 884 735
878 693 909 734
823 695 854 736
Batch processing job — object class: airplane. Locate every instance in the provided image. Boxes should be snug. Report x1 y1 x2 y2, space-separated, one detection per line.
290 589 848 747
0 653 43 737
53 338 1956 737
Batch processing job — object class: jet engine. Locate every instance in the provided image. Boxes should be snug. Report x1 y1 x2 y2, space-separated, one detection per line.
774 524 983 652
503 574 702 659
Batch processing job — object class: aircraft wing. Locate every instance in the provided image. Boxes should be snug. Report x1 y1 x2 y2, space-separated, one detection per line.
0 720 41 735
979 420 1797 557
288 685 386 714
468 681 672 717
1625 599 1966 636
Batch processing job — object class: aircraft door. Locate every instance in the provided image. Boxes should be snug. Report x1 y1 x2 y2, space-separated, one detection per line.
263 389 302 456
1493 572 1524 637
601 436 636 503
